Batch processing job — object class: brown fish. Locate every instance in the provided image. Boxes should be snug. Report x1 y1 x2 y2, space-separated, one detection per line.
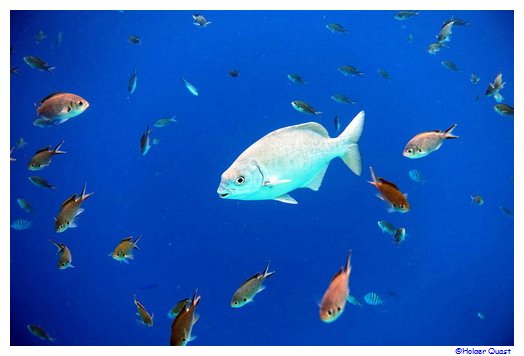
368 166 409 213
55 182 93 232
319 250 352 323
170 290 201 346
403 124 458 158
134 294 154 326
110 236 141 263
28 140 66 170
231 260 275 308
168 298 191 319
35 92 90 125
49 240 74 269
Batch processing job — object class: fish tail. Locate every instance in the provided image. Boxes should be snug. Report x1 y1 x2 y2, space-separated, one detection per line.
263 260 276 279
368 166 378 184
133 235 142 249
46 67 56 73
345 250 352 273
444 124 459 139
191 289 201 306
80 182 94 200
338 110 365 176
49 239 61 253
53 140 66 154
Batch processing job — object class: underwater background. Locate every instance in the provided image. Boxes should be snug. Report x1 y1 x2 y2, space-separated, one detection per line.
9 10 514 346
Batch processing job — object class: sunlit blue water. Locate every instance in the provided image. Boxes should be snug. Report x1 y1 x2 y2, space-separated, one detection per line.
10 10 514 346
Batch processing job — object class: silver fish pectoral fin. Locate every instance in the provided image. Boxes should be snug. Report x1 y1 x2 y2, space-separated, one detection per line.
273 194 298 204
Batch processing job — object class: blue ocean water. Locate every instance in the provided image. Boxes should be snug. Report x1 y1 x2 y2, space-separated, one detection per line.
9 10 514 346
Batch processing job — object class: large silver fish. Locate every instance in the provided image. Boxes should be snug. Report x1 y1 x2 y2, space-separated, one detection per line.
217 111 365 204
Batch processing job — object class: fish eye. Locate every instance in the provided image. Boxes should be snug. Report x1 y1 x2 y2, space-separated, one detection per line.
235 176 245 185
337 306 341 312
243 298 247 302
79 101 83 105
407 149 412 153
417 149 422 153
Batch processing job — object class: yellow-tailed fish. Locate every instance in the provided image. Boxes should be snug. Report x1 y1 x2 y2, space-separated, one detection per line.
54 182 93 232
319 250 352 323
231 260 275 308
49 240 74 269
134 294 154 326
170 290 201 346
28 140 66 170
111 236 141 263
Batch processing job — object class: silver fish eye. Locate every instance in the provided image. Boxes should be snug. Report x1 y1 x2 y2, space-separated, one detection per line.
418 149 422 153
407 149 412 153
235 176 245 185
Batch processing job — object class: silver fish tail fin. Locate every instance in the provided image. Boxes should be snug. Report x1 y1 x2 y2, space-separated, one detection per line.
444 124 459 139
263 260 276 279
338 111 365 176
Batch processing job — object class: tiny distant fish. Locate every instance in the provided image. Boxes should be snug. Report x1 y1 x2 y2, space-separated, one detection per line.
54 182 93 233
287 73 307 84
477 311 486 320
128 68 138 96
319 251 352 323
27 324 55 342
154 116 178 128
369 166 409 213
28 140 66 171
326 23 348 33
485 73 505 96
338 65 364 77
192 13 211 27
377 220 396 235
394 11 420 20
363 292 383 306
334 114 340 132
35 92 90 126
441 60 460 72
16 137 28 149
140 126 152 155
499 206 513 217
408 169 426 184
392 227 406 247
291 100 321 116
442 18 470 27
34 30 47 43
23 56 55 73
427 42 446 55
128 34 141 45
28 176 55 189
11 67 19 75
437 22 454 43
17 198 35 213
331 94 356 104
134 294 154 326
347 294 363 308
54 31 63 48
470 73 480 85
168 298 191 319
111 236 141 263
470 195 484 206
10 147 15 161
49 240 74 269
183 78 198 96
229 70 239 78
152 138 160 145
494 104 513 116
403 124 459 159
407 33 413 43
378 68 392 80
170 290 201 346
11 218 32 231
231 261 275 308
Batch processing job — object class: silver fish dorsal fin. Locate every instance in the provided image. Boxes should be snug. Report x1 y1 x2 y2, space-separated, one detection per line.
290 122 329 137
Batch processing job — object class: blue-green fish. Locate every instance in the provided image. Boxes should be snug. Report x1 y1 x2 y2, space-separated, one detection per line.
27 324 55 342
140 126 152 155
128 68 138 96
408 169 426 184
23 56 55 73
192 14 211 27
378 68 392 80
326 23 348 33
11 218 32 230
338 65 364 77
347 295 363 307
393 227 406 247
441 60 460 72
291 100 321 116
183 78 198 96
231 261 275 308
287 73 307 84
28 176 55 189
470 195 484 206
154 116 178 128
493 104 513 116
394 11 420 20
128 34 141 45
331 94 356 104
364 292 383 306
377 220 396 235
17 198 35 213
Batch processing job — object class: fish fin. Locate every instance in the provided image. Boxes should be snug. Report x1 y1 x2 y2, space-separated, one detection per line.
122 259 129 264
273 194 298 204
339 113 364 176
444 124 459 139
193 314 200 325
69 264 75 268
258 285 266 293
330 268 345 282
263 178 292 187
69 221 78 228
375 193 385 201
387 207 397 213
35 145 52 154
378 178 400 190
314 111 322 116
53 140 66 154
303 165 328 191
76 208 85 216
345 250 352 273
49 239 61 252
189 335 197 342
291 122 329 137
81 182 94 200
127 254 135 260
263 260 276 279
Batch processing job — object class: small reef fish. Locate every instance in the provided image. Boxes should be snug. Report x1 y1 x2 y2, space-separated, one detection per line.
23 56 55 73
427 42 446 55
111 236 141 263
128 34 141 44
477 311 486 320
394 11 420 20
128 68 138 96
326 23 348 33
17 198 35 213
168 298 191 319
470 195 484 206
319 251 352 323
183 78 199 96
378 68 392 80
470 73 480 85
347 295 363 308
231 261 275 308
192 14 211 27
27 324 55 342
392 227 406 247
217 111 365 204
368 166 410 213
377 220 396 235
49 240 74 269
331 94 356 104
16 137 28 149
55 182 93 233
499 206 513 217
28 140 66 170
229 70 239 78
287 73 307 84
494 104 513 116
54 31 63 48
154 116 178 128
437 21 454 43
403 124 458 159
140 126 153 155
407 33 413 43
34 30 47 43
485 73 505 102
364 292 383 306
28 176 55 189
441 60 460 72
338 65 364 77
442 17 469 27
334 114 340 132
408 169 426 184
11 218 32 231
134 294 154 326
170 290 201 346
291 100 322 115
35 92 89 126
10 147 15 161
11 67 19 75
